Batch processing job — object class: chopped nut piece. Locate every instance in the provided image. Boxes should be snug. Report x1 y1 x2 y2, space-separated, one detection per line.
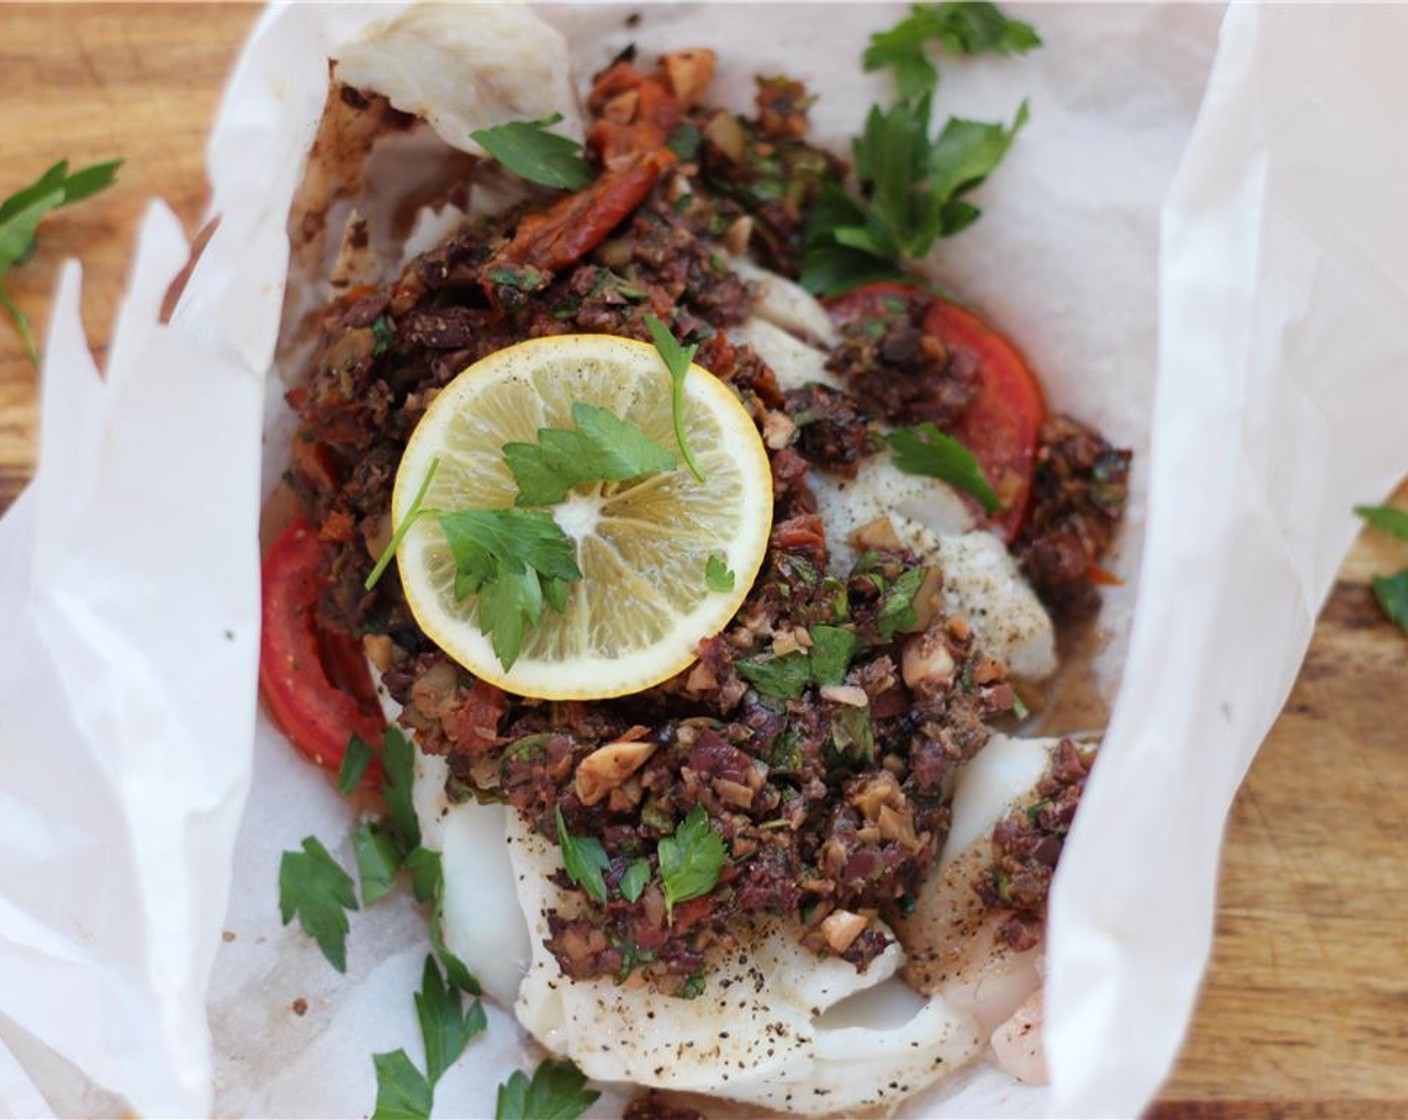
724 215 755 256
363 633 394 673
877 804 919 849
662 49 716 109
575 740 659 806
820 684 869 707
820 909 868 954
901 629 956 692
852 515 901 551
763 409 797 450
713 778 755 809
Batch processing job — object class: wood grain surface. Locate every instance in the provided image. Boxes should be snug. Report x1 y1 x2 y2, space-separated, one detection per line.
2 5 1405 1117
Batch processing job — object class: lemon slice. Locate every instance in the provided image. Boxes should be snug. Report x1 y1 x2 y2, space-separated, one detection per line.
392 334 774 700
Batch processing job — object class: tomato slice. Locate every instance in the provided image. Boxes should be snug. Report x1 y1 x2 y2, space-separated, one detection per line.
823 282 1047 544
259 517 386 775
822 280 927 332
923 298 1046 543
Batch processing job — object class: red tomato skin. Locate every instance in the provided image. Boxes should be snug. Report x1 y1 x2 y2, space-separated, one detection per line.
823 282 1047 544
923 298 1046 543
259 518 385 774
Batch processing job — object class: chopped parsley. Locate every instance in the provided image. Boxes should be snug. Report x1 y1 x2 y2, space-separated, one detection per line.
555 806 610 904
620 858 652 903
864 2 1041 100
658 805 728 921
737 624 864 698
371 1050 431 1120
808 624 859 686
1355 504 1408 634
352 822 402 906
505 401 677 506
278 836 358 973
705 553 736 592
336 733 374 794
470 113 593 191
495 1059 600 1120
1354 504 1408 542
370 314 396 355
886 422 1001 512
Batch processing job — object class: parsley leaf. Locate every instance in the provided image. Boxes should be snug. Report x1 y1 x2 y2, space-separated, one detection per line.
644 314 706 483
0 158 121 366
1371 571 1408 634
415 954 487 1087
337 733 374 794
429 890 483 995
371 315 396 355
736 651 813 700
404 845 444 905
865 3 1042 101
436 507 583 669
555 805 610 903
505 402 677 506
886 422 1000 511
736 625 861 699
877 566 927 639
381 726 421 853
406 845 482 995
705 554 735 592
1355 504 1408 543
658 805 727 920
620 858 652 903
278 836 358 972
470 113 593 191
495 1059 600 1120
371 1050 432 1120
801 88 1030 294
352 822 403 906
808 625 859 686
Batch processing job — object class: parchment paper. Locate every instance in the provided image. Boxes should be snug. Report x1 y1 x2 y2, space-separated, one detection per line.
2 4 1406 1119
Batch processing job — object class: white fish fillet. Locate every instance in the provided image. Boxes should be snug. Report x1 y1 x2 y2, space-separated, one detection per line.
336 4 583 155
730 256 840 350
507 812 983 1116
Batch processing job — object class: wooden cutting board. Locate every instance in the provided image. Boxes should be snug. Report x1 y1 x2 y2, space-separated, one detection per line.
2 5 1405 1116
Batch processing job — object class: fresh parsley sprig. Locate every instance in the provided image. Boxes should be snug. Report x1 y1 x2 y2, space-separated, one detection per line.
365 458 584 670
440 507 583 668
278 836 359 973
370 955 488 1120
645 313 707 483
470 113 593 191
506 402 677 506
886 422 1000 512
864 2 1041 100
802 95 1029 295
415 954 488 1087
0 158 121 366
495 1059 599 1120
658 805 728 921
279 727 479 989
800 2 1038 295
1354 503 1408 634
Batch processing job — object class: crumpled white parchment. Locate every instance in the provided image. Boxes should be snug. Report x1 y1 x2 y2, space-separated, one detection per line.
1 4 1406 1118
